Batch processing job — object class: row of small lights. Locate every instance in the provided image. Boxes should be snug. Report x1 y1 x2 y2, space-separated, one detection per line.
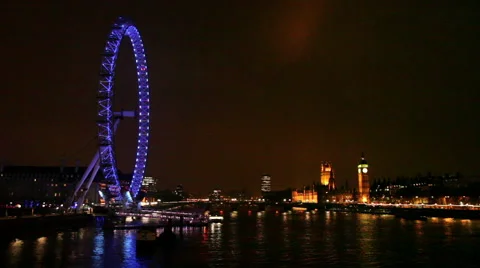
366 203 480 208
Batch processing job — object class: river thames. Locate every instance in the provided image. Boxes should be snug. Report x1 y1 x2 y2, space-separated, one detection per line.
1 211 479 267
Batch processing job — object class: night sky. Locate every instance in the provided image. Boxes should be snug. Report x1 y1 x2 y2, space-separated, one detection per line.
1 1 479 195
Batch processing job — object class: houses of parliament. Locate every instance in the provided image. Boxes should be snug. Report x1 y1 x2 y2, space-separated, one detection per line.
291 153 369 203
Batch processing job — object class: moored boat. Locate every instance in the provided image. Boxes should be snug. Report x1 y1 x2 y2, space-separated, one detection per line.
208 215 224 223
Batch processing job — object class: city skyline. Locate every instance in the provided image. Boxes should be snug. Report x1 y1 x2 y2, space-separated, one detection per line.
1 1 479 194
0 160 473 197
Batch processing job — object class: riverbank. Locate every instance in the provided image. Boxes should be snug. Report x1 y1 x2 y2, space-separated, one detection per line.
0 213 94 240
325 203 480 219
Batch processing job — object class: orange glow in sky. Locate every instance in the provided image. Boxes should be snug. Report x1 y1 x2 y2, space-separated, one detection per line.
268 1 325 63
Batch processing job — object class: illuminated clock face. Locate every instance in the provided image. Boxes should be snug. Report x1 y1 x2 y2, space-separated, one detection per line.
362 168 368 174
358 168 361 174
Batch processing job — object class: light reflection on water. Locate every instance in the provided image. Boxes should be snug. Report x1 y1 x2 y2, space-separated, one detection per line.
34 237 46 264
0 212 479 267
9 240 23 266
208 223 223 265
92 230 104 267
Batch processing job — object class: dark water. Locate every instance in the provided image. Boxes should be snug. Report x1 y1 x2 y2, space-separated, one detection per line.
1 211 479 267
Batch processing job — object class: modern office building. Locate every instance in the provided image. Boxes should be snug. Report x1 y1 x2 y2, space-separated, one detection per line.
142 176 157 192
261 174 271 193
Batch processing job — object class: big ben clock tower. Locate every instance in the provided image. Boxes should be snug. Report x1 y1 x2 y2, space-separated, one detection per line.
357 152 370 203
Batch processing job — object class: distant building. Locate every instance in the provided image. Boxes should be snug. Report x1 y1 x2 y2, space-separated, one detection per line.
0 165 102 206
261 174 271 193
357 152 370 203
263 189 292 202
142 176 157 192
369 172 480 205
327 191 354 203
224 189 247 201
155 189 182 202
175 184 184 199
209 189 222 202
117 173 146 203
323 179 354 203
320 162 333 186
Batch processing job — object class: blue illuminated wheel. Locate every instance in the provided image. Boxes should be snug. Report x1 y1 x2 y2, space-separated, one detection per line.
97 17 150 201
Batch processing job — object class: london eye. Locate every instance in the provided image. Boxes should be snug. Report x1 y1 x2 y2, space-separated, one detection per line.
68 17 151 209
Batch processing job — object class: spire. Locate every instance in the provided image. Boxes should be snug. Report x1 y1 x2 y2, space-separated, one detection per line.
328 169 336 191
359 152 368 165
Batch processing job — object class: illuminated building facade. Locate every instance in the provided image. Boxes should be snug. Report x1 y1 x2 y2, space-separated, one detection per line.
142 176 157 192
328 191 354 203
357 153 370 203
0 165 102 206
321 162 333 186
292 185 318 203
369 173 480 205
261 174 271 193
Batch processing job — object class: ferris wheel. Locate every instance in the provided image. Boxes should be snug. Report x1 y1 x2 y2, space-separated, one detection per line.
68 17 151 208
